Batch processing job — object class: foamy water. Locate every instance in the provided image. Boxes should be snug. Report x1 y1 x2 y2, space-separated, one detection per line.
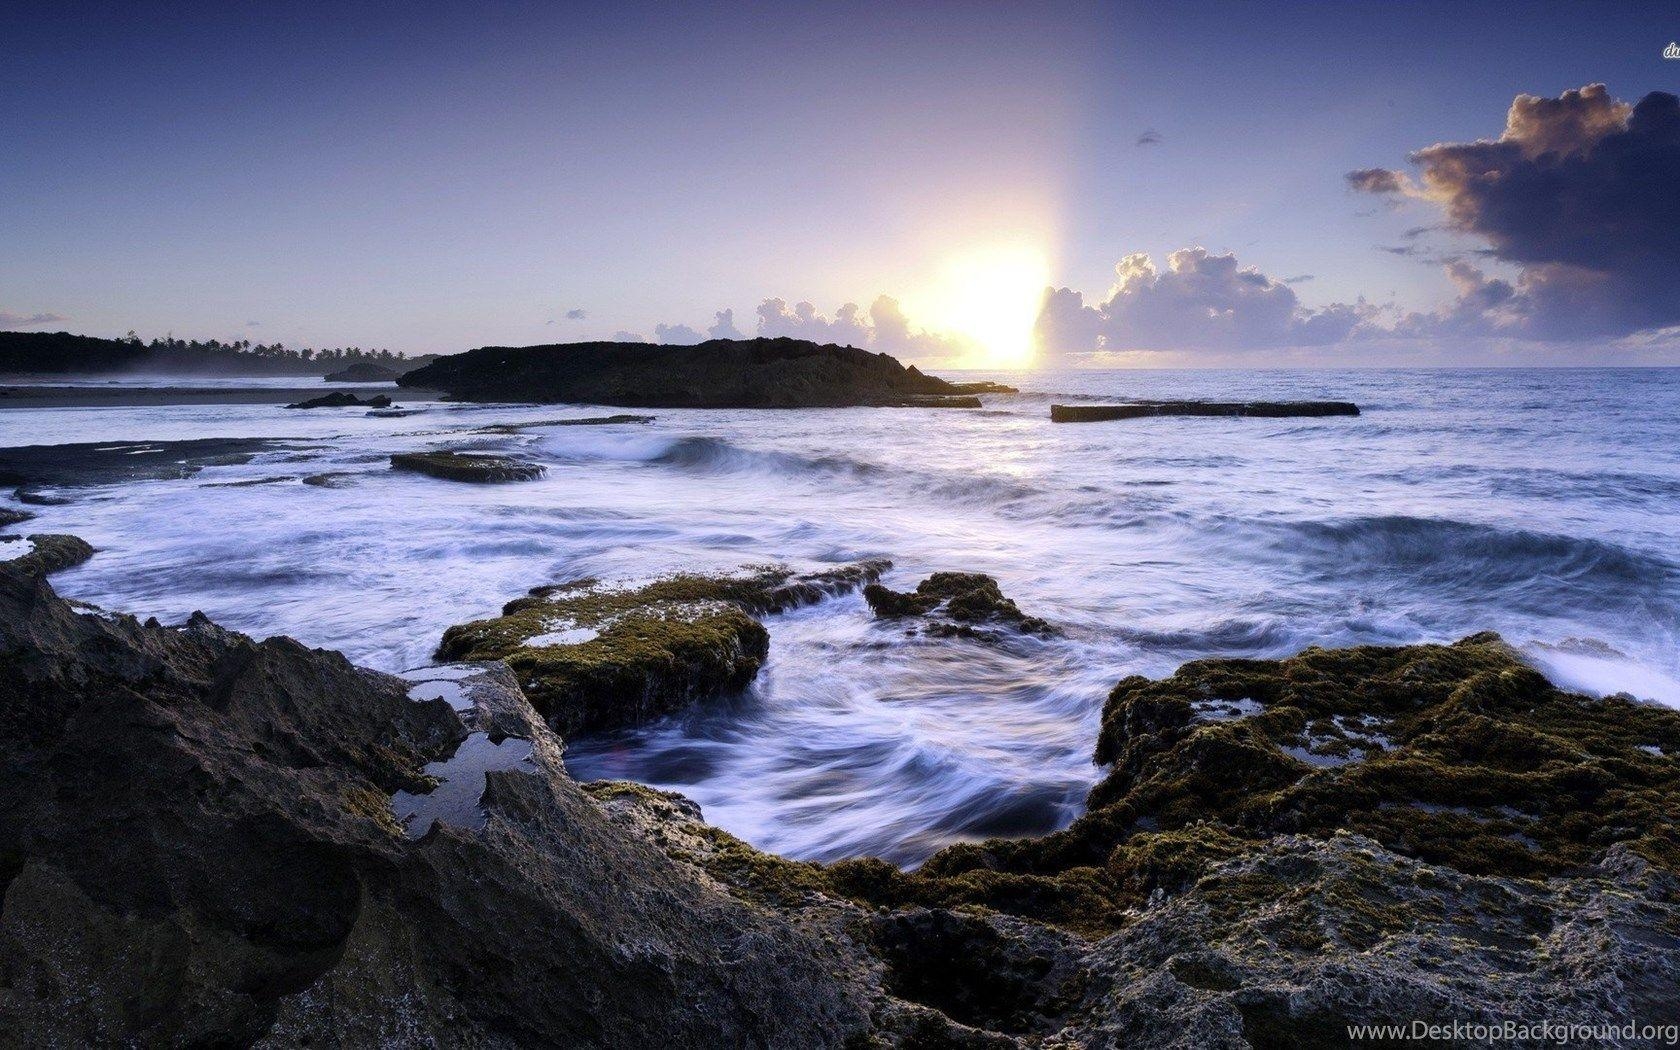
5 367 1678 864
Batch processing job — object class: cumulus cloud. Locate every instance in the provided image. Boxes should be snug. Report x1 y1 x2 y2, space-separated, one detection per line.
1353 84 1680 340
653 322 703 344
1034 248 1370 357
0 310 69 327
611 330 647 343
747 295 963 357
707 309 743 340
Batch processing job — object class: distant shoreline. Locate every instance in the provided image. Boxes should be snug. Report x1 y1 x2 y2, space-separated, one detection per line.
0 384 435 409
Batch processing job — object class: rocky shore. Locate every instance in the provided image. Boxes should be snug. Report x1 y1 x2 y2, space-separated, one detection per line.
3 546 1677 1046
397 337 1010 408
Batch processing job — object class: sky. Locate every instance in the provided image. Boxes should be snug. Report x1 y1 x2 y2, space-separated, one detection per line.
3 1 1678 366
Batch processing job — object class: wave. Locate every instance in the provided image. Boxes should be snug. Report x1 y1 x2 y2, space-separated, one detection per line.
1276 514 1678 615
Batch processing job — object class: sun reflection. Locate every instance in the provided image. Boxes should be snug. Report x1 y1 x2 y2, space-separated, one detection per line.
914 244 1050 368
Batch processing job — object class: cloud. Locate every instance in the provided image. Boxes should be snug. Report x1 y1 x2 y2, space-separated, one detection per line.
707 309 743 340
0 311 68 327
1284 274 1315 284
565 308 587 320
611 330 647 342
1345 168 1407 194
653 322 703 344
1034 248 1370 357
1135 129 1163 147
1355 84 1680 340
245 320 262 327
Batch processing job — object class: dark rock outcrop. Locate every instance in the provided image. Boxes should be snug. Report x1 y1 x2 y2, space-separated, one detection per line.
438 561 890 735
1050 401 1359 422
0 534 95 576
398 337 996 408
285 392 394 410
0 560 888 1047
0 506 33 527
389 450 546 483
865 571 1057 639
6 546 1678 1046
323 362 400 382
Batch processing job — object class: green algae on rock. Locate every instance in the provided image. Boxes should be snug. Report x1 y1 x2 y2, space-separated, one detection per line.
852 632 1680 936
389 450 546 483
0 534 94 576
438 561 890 735
864 571 1057 639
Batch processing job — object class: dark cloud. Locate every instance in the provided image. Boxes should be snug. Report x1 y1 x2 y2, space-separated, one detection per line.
1364 84 1680 340
1283 274 1315 284
1034 248 1371 356
565 308 586 320
1346 168 1406 194
0 311 69 327
1135 129 1163 147
244 320 261 327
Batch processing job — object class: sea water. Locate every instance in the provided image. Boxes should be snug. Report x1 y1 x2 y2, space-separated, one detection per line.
6 367 1678 864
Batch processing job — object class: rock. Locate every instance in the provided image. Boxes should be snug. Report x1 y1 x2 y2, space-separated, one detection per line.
437 561 890 735
0 437 278 488
300 472 355 488
0 506 33 527
397 337 1001 408
0 559 885 1047
323 362 400 382
1050 401 1359 422
946 381 1019 395
389 450 545 483
4 554 1678 1047
0 534 93 575
476 413 656 434
864 571 1057 639
285 392 394 409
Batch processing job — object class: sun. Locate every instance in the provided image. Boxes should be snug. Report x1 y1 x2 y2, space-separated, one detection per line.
916 244 1050 368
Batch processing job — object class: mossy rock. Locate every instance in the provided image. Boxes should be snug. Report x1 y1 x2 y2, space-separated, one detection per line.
864 572 1056 639
1 534 94 576
844 633 1680 934
438 561 888 735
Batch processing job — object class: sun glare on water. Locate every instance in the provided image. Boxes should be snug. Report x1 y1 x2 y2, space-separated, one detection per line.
917 245 1050 368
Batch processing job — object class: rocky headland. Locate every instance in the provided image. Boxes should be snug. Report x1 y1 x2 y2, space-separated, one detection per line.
323 362 402 382
397 337 1008 408
3 547 1678 1046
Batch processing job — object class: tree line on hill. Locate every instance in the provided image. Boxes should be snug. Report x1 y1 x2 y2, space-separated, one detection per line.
0 330 439 377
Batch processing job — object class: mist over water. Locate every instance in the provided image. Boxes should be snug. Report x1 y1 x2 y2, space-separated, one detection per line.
9 367 1680 865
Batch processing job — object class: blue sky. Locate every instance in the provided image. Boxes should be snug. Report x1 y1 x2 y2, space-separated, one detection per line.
3 1 1677 364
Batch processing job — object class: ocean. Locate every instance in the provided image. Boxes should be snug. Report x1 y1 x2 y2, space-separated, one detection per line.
6 366 1678 865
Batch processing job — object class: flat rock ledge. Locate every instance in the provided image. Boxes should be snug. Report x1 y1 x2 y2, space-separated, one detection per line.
438 560 890 735
390 450 546 483
1051 401 1359 422
3 548 1678 1047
